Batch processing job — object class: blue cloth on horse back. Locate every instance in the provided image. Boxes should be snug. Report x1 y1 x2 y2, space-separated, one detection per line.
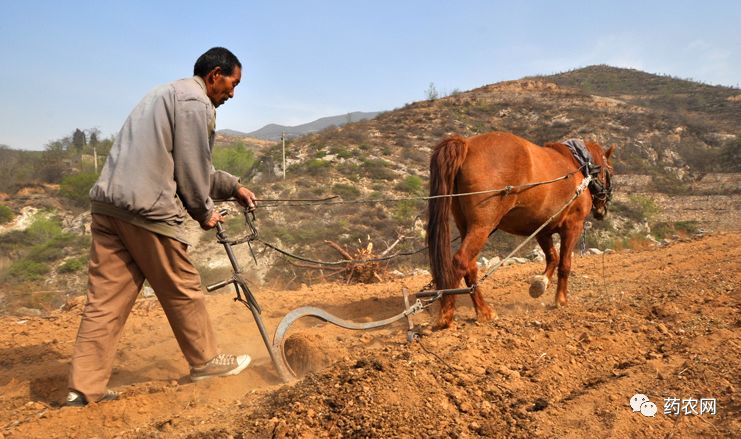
562 139 596 177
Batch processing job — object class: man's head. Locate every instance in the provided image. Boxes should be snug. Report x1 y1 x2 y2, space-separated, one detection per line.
194 47 242 108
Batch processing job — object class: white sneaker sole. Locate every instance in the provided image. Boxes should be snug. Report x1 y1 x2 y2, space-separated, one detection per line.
191 354 252 381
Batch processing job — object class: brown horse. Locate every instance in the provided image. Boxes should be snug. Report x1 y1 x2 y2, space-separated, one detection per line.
427 131 614 328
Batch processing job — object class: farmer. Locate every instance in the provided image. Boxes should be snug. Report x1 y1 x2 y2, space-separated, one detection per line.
66 47 256 406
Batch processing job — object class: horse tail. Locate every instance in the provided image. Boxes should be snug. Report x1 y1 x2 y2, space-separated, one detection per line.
427 135 469 289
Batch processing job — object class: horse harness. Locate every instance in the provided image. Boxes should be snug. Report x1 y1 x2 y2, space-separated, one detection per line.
562 139 612 208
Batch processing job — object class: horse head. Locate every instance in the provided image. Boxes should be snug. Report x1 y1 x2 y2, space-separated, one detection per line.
586 142 615 220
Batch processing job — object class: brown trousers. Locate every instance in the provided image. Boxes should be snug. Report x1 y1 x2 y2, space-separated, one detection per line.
68 214 218 402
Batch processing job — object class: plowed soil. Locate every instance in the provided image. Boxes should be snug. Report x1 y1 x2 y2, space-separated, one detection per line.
1 232 739 438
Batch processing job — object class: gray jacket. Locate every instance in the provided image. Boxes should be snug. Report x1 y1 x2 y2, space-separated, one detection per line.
90 76 240 233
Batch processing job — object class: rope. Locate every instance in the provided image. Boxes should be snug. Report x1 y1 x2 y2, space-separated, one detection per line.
219 167 589 273
476 175 591 285
224 167 584 209
256 238 428 266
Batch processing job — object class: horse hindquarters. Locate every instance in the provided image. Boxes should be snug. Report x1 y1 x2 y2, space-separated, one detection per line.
428 136 496 327
427 136 469 327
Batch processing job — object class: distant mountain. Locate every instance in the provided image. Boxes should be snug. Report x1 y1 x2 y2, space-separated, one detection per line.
220 111 380 141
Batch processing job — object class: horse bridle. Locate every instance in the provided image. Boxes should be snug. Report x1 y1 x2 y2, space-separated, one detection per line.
585 162 613 211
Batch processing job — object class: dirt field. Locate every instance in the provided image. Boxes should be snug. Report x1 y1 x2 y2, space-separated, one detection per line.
1 232 738 438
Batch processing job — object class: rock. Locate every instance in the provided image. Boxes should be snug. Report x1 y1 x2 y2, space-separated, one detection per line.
656 323 670 336
588 248 604 255
497 365 520 379
470 366 486 376
502 257 528 267
141 286 156 298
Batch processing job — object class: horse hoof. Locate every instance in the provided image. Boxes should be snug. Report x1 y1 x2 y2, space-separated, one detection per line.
476 307 497 322
433 319 455 330
555 296 568 307
529 275 549 298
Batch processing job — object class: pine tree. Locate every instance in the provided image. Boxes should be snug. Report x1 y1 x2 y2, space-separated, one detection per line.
72 128 86 151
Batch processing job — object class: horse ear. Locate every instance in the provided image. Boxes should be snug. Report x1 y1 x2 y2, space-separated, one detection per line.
605 144 616 160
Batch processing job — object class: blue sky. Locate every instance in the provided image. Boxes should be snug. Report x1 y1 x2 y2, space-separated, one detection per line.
1 1 739 150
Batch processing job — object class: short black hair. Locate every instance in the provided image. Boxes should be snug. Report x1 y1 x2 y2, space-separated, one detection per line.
193 47 242 77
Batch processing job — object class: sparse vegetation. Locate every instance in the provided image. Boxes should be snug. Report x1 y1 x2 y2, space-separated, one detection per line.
619 195 660 222
0 205 13 224
1 214 89 283
395 175 424 194
60 171 98 207
332 183 361 200
59 256 87 273
212 142 256 179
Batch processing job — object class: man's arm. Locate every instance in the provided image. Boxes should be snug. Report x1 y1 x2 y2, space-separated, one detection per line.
172 99 216 228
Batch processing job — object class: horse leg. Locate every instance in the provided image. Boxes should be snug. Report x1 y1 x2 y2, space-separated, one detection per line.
464 257 495 321
555 225 583 307
437 225 493 328
529 233 559 298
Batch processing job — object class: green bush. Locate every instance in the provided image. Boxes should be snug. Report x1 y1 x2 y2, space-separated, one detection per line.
60 172 98 207
212 142 256 179
0 205 14 224
396 175 424 194
611 195 660 222
27 235 75 262
59 256 87 273
361 158 396 181
291 159 331 176
392 199 425 223
26 215 63 242
332 183 361 200
651 220 700 239
6 259 50 281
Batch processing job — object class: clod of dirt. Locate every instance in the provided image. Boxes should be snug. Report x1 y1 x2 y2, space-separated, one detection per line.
283 333 332 377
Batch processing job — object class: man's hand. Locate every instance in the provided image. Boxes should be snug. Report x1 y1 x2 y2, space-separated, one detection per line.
201 210 223 230
235 186 257 211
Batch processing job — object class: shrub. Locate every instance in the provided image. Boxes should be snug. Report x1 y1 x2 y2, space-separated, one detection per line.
6 259 50 281
392 199 425 223
651 220 700 239
611 195 660 222
212 142 256 179
361 158 396 180
291 159 330 176
0 205 13 224
26 215 63 242
59 256 87 273
60 172 98 207
396 175 424 194
332 183 361 200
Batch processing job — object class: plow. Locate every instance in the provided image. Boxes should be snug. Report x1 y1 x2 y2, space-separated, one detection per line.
207 206 473 382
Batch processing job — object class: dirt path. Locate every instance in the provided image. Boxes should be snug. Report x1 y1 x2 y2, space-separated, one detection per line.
1 232 738 438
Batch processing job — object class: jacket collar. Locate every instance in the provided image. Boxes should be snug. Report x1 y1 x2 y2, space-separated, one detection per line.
193 75 207 92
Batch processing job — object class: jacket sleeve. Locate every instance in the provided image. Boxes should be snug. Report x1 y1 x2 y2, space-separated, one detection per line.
172 99 216 226
210 169 241 200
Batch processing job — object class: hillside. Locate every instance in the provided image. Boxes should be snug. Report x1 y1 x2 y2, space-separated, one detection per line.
1 65 739 313
234 66 739 282
533 65 741 134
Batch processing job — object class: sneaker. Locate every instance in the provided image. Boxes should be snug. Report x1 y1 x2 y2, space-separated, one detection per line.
190 353 251 381
65 389 119 407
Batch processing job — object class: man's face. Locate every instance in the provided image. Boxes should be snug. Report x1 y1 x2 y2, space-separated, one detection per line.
206 66 242 108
